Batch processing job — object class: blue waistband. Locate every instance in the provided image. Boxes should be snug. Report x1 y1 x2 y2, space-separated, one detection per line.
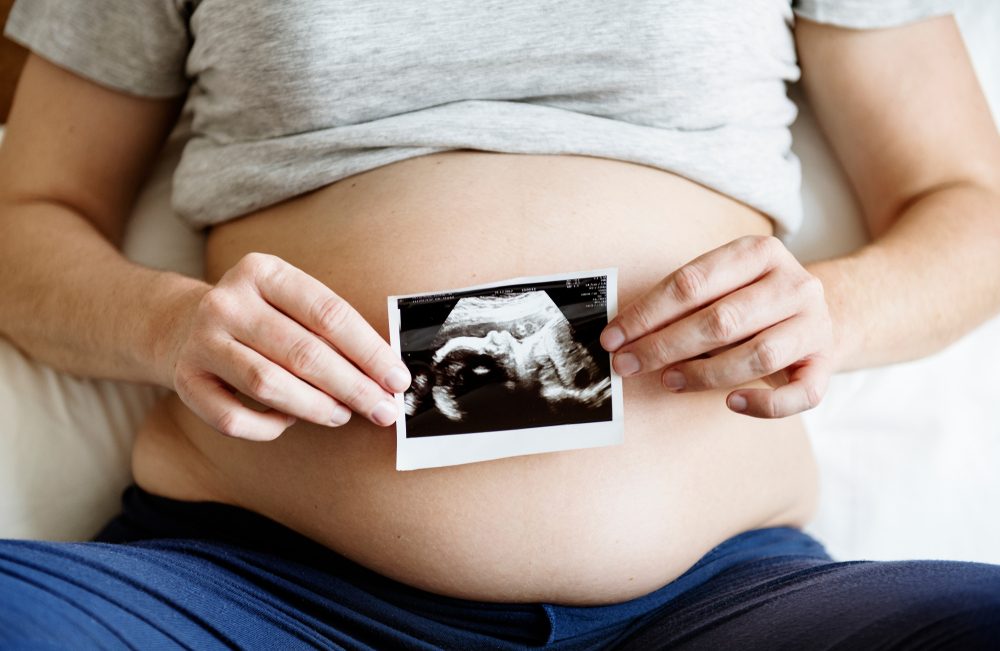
542 526 832 644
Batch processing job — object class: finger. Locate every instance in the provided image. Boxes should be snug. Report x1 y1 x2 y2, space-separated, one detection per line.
660 315 813 392
612 271 800 377
212 337 359 427
228 306 400 427
245 254 411 394
602 235 785 351
176 371 296 441
726 354 833 419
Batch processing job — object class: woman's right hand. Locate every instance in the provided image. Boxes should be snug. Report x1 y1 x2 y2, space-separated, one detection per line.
156 252 411 441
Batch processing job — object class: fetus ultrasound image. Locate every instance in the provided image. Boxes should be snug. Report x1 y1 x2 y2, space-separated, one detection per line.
397 275 613 438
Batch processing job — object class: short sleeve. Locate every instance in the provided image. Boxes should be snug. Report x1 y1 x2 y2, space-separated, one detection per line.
793 0 956 29
3 0 192 98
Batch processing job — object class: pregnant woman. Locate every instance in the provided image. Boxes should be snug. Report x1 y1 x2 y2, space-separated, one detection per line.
1 1 999 649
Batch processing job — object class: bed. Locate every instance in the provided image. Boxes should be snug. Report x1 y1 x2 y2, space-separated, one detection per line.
1 1 998 565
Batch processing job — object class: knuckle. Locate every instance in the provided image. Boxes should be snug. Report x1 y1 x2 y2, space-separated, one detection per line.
287 337 324 376
240 251 275 272
800 275 825 300
670 264 707 304
313 295 353 335
739 234 779 262
758 394 780 419
644 334 673 367
751 340 781 375
174 369 198 398
737 234 762 252
214 410 280 441
357 342 386 376
703 303 739 343
246 364 280 402
803 382 823 410
704 359 730 388
682 361 710 388
199 288 234 320
629 301 656 334
214 409 244 438
754 235 782 257
342 377 374 409
239 252 282 286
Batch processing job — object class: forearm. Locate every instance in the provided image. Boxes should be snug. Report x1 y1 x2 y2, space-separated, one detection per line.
809 182 1000 372
0 199 207 386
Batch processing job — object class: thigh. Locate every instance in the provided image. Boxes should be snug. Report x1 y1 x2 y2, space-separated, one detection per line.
0 537 549 651
614 558 1000 650
0 539 311 650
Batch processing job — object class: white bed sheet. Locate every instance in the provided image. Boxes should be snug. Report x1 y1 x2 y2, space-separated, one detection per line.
0 2 998 558
787 0 1000 562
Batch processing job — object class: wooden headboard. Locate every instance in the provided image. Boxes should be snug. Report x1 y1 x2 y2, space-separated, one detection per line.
1 0 29 123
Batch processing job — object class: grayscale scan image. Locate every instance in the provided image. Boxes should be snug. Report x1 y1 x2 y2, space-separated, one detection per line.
397 276 613 438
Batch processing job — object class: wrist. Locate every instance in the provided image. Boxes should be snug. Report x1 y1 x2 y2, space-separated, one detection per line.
141 271 210 389
806 250 875 374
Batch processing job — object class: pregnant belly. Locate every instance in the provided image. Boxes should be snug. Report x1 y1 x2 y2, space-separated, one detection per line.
133 151 818 605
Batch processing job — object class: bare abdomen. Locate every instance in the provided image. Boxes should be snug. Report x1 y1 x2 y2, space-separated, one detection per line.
133 151 818 605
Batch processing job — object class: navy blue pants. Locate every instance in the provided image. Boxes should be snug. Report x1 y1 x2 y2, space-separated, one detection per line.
1 486 999 650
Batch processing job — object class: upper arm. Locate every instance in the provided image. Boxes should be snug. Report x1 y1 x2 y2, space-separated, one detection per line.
795 16 1000 238
0 54 182 243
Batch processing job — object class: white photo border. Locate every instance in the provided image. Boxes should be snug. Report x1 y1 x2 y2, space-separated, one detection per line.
387 267 623 471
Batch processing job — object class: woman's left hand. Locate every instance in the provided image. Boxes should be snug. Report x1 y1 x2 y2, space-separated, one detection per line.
600 235 838 418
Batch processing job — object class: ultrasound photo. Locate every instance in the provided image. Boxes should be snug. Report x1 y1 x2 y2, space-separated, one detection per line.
388 269 623 470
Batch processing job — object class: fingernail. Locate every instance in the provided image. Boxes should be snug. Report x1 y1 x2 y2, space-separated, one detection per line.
372 399 398 427
663 370 686 391
602 326 625 351
729 394 748 412
331 406 351 426
614 352 640 376
385 366 411 393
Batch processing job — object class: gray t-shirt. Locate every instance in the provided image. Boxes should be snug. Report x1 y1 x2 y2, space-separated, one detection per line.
4 0 953 237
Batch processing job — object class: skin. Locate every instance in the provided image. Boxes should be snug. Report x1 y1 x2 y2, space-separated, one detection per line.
0 17 996 492
602 234 834 417
165 252 411 439
4 15 995 438
141 155 807 602
0 18 1000 438
602 17 1000 420
0 14 1000 603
